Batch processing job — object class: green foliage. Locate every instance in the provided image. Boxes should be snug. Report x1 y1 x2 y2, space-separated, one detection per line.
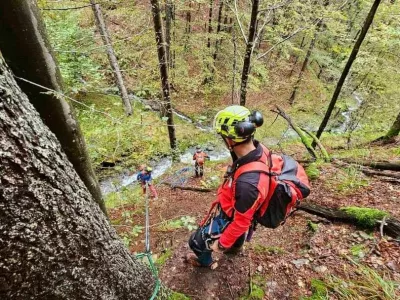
335 166 369 193
42 11 104 92
341 206 389 229
303 265 399 300
157 216 197 232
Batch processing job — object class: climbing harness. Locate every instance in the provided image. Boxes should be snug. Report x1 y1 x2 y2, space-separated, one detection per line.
135 182 160 300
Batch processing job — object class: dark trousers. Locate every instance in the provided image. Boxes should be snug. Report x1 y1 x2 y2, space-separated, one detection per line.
195 162 204 177
188 213 246 266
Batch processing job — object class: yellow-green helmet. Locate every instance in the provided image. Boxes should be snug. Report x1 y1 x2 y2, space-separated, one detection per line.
213 105 263 142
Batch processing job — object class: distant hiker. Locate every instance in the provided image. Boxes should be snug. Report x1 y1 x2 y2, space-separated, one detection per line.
193 146 209 177
137 166 158 199
186 105 310 268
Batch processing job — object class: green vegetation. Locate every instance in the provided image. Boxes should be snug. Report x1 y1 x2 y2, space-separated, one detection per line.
341 206 389 228
156 248 173 267
350 244 366 259
334 166 369 193
253 245 285 255
307 220 319 233
305 163 321 180
241 275 265 300
75 93 217 177
303 265 399 300
156 216 197 232
168 291 191 300
104 185 143 209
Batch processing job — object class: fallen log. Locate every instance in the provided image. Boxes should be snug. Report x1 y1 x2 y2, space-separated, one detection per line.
360 168 400 179
297 203 400 239
162 182 213 192
341 159 400 171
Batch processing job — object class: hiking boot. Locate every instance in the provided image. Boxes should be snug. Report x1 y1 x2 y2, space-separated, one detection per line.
185 253 218 270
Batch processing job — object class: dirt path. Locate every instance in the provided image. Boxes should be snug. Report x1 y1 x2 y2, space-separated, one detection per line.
110 168 400 299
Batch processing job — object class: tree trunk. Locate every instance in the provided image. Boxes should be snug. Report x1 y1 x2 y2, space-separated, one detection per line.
150 0 177 150
212 0 224 65
0 0 106 215
239 0 259 106
314 0 382 145
340 159 400 171
384 111 400 139
289 36 306 77
298 203 400 238
207 0 214 49
165 0 173 69
289 27 319 105
0 57 156 299
185 1 192 34
90 2 133 116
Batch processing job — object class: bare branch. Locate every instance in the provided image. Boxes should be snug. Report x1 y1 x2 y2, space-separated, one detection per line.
258 0 292 12
225 0 248 43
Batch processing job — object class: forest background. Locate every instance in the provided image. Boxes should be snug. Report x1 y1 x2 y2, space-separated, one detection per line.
1 0 399 298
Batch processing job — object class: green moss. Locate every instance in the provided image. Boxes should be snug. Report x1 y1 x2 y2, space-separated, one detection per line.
168 292 191 300
307 220 319 233
301 279 328 300
341 206 389 228
306 163 320 180
350 244 366 258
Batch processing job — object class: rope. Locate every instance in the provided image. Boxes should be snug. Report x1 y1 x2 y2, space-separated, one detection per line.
135 182 160 300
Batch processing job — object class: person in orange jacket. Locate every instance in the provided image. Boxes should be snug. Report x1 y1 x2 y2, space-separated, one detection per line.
193 146 209 177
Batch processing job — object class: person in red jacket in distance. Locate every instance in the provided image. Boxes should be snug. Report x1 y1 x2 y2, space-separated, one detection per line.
187 105 267 268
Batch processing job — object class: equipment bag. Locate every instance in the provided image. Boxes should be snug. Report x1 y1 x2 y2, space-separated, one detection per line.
233 148 310 229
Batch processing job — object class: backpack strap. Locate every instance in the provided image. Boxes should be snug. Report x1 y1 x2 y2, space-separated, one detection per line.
233 161 270 180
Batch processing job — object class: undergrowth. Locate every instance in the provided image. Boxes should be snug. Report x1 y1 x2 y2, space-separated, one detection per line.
303 264 399 300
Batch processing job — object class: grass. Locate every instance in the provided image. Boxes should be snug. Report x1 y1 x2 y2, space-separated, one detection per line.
303 264 399 300
75 93 218 179
241 275 265 300
156 248 173 267
332 166 369 193
104 185 144 210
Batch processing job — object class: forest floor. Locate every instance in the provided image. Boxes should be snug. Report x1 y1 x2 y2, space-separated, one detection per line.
108 154 400 300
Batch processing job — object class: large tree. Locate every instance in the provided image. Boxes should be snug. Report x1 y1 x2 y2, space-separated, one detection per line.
0 57 156 299
150 0 177 150
0 0 106 214
314 0 382 145
240 0 259 106
90 1 133 116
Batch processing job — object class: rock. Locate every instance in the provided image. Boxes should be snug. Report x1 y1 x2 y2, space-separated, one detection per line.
291 259 310 269
359 231 374 240
257 265 263 272
266 281 278 292
313 265 328 273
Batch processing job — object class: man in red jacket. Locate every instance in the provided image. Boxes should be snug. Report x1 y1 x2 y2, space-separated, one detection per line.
187 105 267 268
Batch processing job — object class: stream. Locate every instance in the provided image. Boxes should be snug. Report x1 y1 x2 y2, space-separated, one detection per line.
100 96 228 195
100 93 364 195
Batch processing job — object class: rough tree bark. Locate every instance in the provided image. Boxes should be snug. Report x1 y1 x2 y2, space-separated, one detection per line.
150 0 177 150
0 0 106 215
90 1 133 116
314 0 382 146
0 58 156 299
240 0 259 106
